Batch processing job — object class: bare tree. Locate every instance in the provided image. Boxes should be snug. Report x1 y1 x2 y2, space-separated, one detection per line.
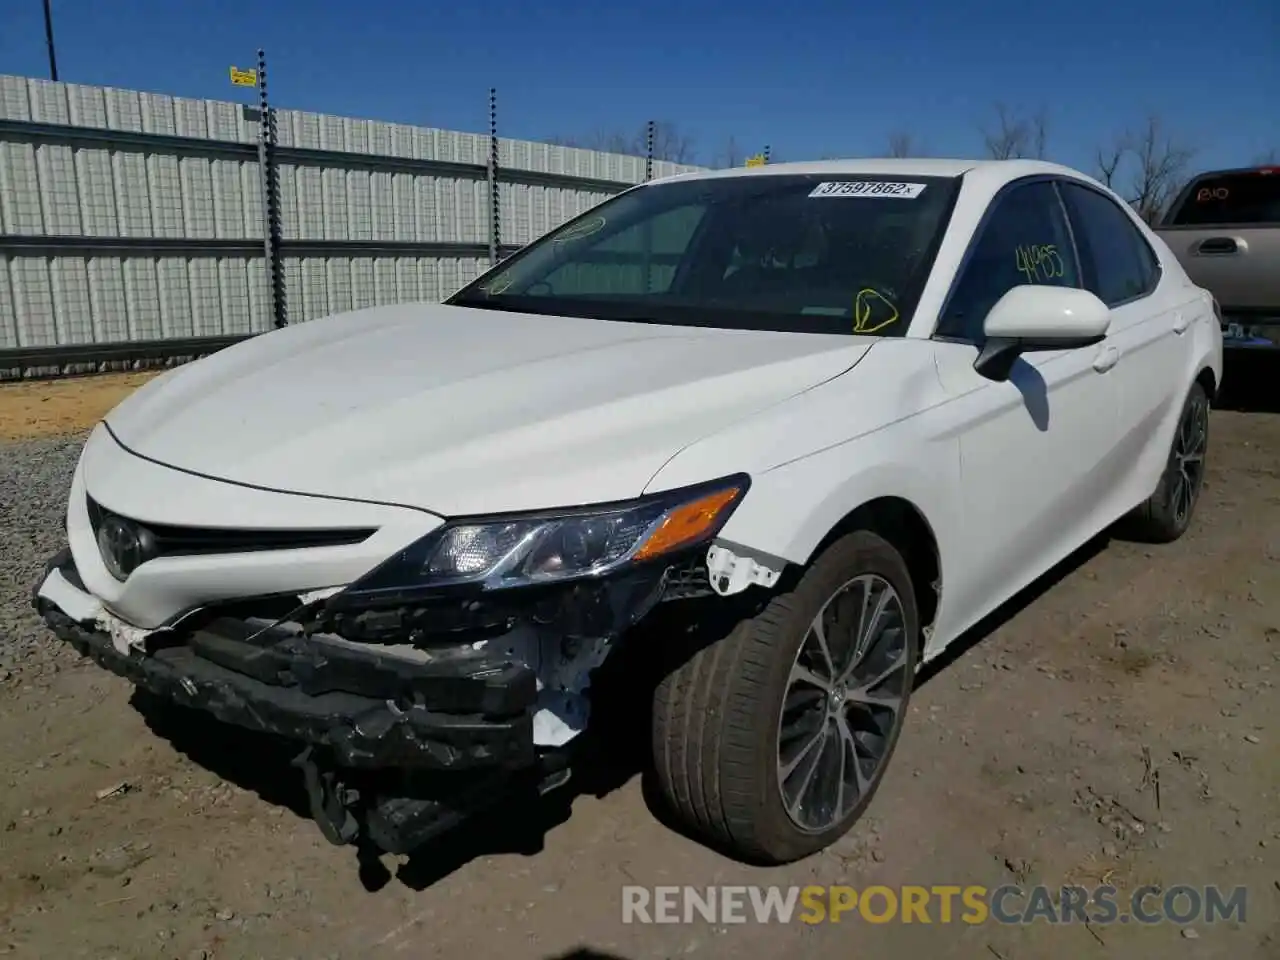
648 121 697 165
545 122 696 164
1092 116 1197 224
887 131 914 158
1095 141 1125 189
1031 107 1049 161
1125 115 1197 223
715 135 743 168
979 103 1050 160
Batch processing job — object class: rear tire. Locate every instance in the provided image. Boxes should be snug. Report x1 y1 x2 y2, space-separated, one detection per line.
651 531 919 864
1125 381 1209 543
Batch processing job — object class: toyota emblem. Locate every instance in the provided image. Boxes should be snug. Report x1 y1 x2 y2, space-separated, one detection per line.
96 515 153 581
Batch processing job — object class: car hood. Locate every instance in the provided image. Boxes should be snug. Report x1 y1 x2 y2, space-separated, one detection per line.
105 303 875 516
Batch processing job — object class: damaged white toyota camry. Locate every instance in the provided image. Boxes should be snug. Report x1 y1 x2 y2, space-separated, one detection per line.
34 158 1222 864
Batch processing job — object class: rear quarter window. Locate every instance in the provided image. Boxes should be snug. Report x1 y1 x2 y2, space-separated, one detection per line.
1166 171 1280 226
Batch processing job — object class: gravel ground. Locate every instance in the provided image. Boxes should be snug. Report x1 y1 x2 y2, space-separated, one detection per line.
0 435 81 673
0 372 1277 960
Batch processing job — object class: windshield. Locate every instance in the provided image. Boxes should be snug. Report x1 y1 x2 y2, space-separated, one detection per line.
449 173 961 336
1166 170 1280 226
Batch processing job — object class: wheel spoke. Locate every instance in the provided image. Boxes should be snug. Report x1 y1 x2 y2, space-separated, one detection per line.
779 700 824 742
835 712 867 806
848 648 908 708
1180 401 1207 458
808 729 846 823
839 581 891 685
846 687 901 712
780 723 826 782
785 727 828 819
808 614 837 681
1175 468 1193 521
789 661 831 693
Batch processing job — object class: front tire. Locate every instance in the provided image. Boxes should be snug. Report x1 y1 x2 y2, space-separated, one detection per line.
1125 381 1210 543
651 531 920 864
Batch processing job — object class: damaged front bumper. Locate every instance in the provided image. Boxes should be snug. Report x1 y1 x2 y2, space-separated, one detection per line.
32 544 715 853
34 547 559 852
34 548 541 771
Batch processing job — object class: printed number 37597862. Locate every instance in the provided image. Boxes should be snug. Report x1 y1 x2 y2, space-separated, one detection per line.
1015 244 1065 282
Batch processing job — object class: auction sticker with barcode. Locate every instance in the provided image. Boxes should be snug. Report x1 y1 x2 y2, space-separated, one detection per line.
809 181 927 198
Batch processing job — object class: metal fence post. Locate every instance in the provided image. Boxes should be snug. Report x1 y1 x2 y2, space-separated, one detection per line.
256 49 286 328
488 87 500 267
645 120 655 181
42 0 59 82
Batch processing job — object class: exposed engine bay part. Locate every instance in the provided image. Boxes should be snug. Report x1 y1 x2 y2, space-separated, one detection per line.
298 585 346 605
705 541 785 596
293 745 575 854
473 625 612 746
33 543 728 854
35 545 710 761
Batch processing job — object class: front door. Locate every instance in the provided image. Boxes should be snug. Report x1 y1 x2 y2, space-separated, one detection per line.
927 178 1123 639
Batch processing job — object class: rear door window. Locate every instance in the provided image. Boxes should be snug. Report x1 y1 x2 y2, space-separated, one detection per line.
1165 171 1280 226
1059 182 1160 307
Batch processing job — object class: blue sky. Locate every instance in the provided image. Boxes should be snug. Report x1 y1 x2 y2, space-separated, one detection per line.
2 0 1277 175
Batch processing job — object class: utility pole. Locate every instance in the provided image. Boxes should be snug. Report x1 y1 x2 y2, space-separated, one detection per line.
42 0 59 81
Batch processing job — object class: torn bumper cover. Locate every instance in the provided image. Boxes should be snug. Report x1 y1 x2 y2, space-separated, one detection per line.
33 549 540 772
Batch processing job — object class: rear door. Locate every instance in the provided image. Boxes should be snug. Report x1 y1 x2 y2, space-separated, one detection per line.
1158 169 1280 312
1059 180 1197 511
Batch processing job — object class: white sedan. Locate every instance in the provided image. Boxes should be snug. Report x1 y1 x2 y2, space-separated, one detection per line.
33 158 1222 863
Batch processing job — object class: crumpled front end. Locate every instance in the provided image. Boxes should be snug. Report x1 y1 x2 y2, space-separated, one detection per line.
34 425 743 852
33 516 718 852
35 548 543 770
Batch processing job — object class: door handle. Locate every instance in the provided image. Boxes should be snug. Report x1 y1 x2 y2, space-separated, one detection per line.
1173 311 1190 334
1196 236 1242 256
1092 345 1120 373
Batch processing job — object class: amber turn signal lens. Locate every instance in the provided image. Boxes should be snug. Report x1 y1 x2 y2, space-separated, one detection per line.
632 487 742 561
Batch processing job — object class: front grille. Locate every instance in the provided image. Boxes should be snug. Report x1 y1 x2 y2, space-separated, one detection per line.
86 496 377 559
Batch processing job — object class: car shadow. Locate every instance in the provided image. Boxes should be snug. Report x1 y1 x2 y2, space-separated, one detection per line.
1217 350 1280 414
128 603 675 893
913 531 1110 684
132 528 1116 889
1010 357 1050 431
132 688 312 818
542 951 634 960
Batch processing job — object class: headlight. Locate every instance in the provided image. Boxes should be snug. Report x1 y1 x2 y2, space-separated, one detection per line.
343 475 749 598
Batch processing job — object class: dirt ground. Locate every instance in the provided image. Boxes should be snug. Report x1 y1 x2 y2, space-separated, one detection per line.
0 372 162 441
0 364 1276 960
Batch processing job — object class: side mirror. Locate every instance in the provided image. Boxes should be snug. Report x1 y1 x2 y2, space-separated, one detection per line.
974 285 1111 382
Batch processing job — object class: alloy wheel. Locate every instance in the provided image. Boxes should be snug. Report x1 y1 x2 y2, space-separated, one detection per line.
1171 389 1209 525
775 574 910 833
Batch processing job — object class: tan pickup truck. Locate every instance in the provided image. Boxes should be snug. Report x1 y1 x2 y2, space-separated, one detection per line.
1154 165 1280 349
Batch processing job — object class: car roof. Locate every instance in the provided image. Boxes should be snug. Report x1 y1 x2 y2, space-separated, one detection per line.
1180 164 1280 179
653 157 1088 187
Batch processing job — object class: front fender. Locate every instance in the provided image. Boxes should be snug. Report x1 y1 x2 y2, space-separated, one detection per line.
719 453 961 573
645 339 967 647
